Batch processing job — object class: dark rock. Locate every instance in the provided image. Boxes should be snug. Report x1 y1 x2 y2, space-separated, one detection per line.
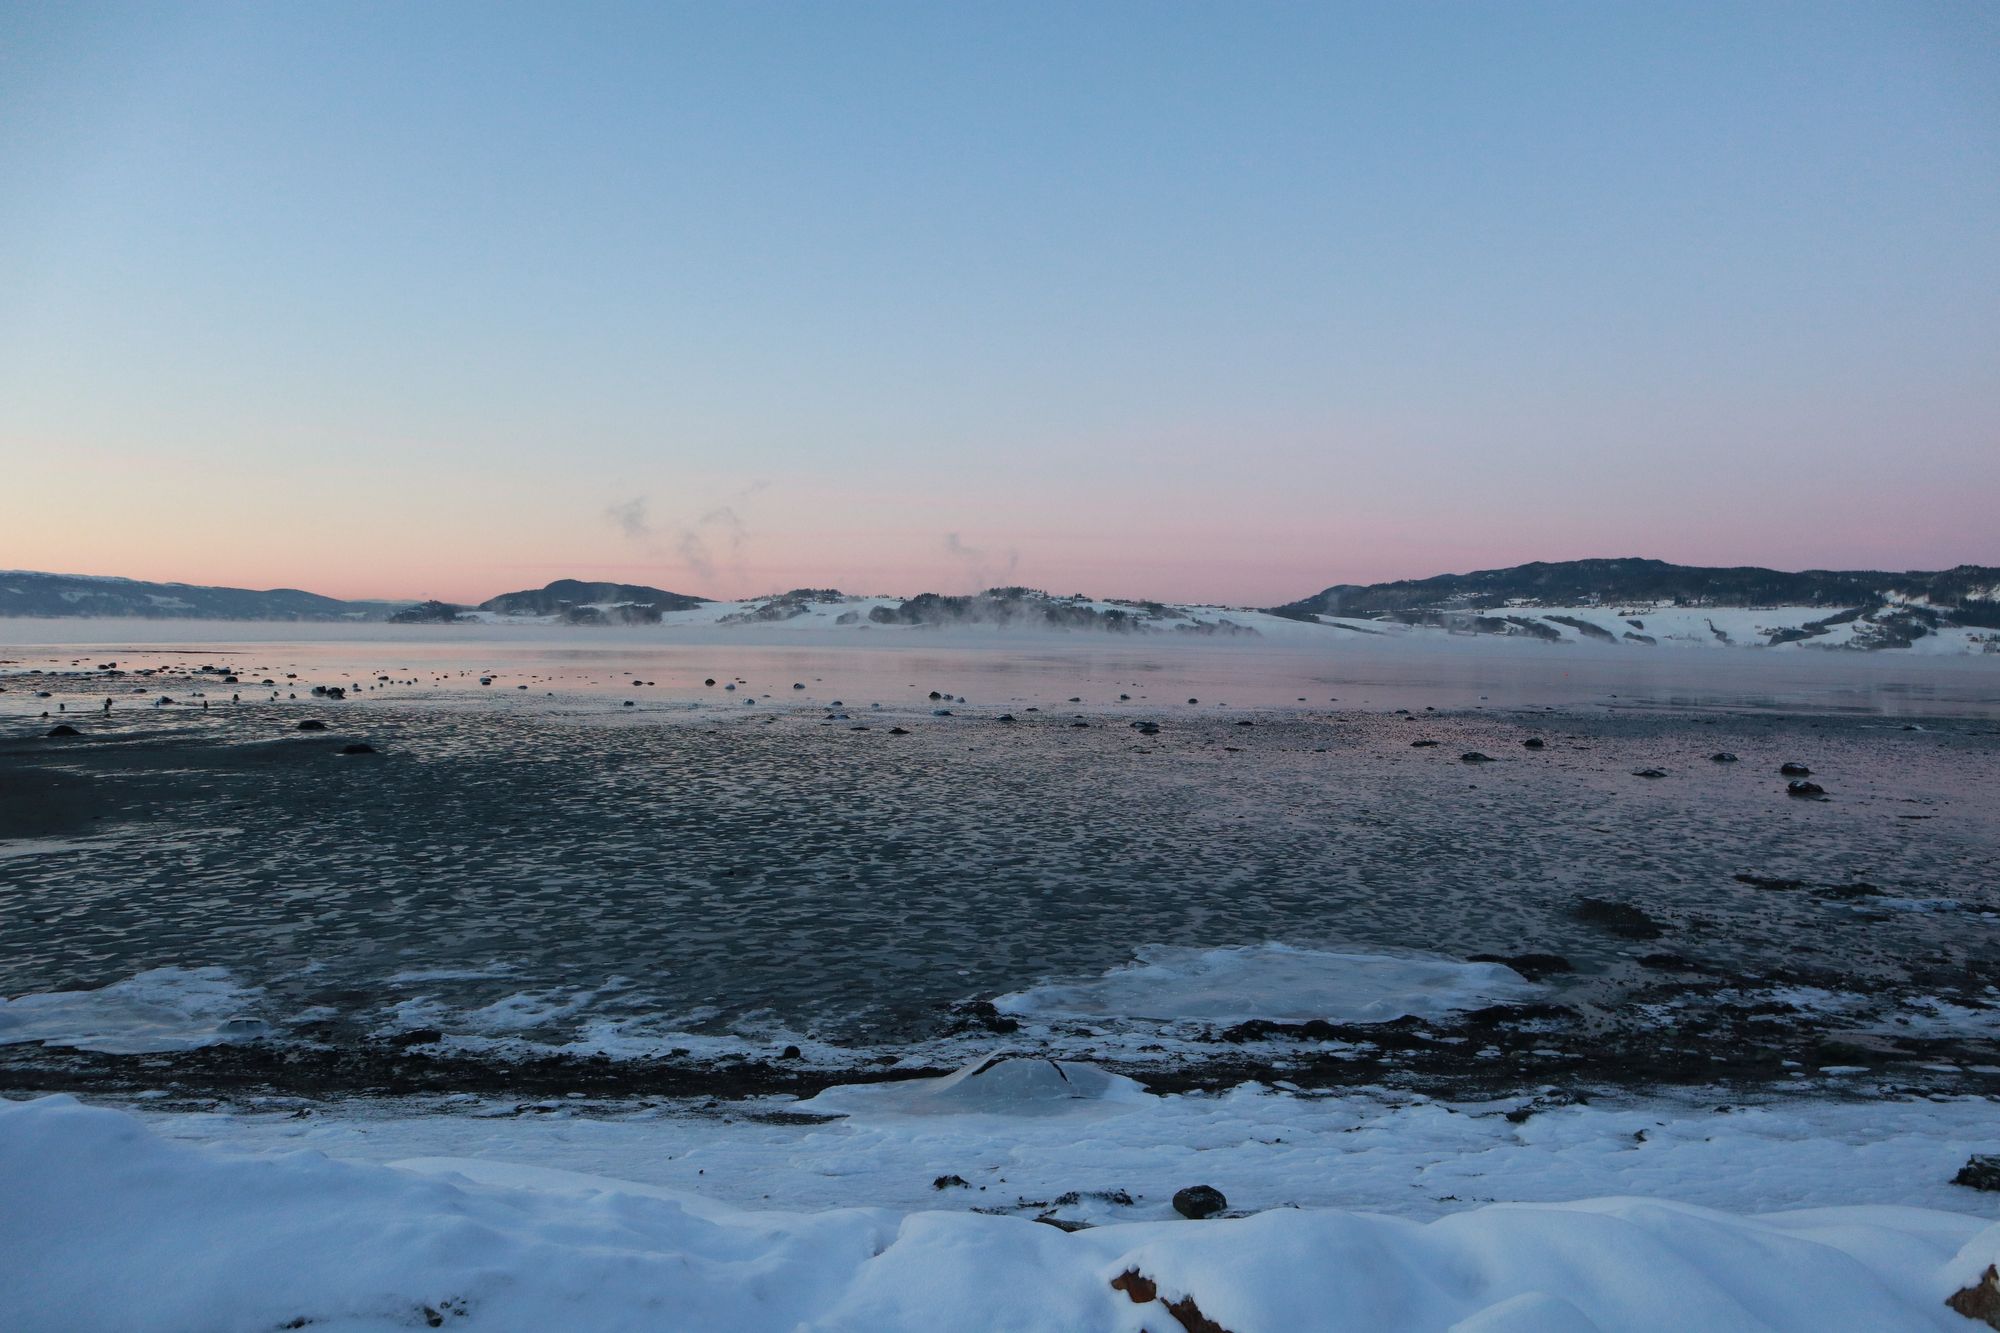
1033 1215 1093 1232
1631 768 1668 779
945 999 1020 1035
45 724 80 737
1947 1264 2000 1329
1954 1155 2000 1192
297 720 328 731
1734 873 1806 891
1710 752 1739 763
339 743 377 755
1570 898 1665 940
997 714 1016 723
780 1045 802 1059
1187 698 1198 705
887 727 910 735
704 678 716 686
1172 1184 1227 1219
1111 1270 1232 1333
1522 737 1545 749
1410 739 1439 748
1780 762 1812 776
1787 779 1826 798
1467 952 1573 981
1812 881 1884 900
387 1028 443 1047
1460 752 1495 763
1638 953 1702 972
933 1174 970 1190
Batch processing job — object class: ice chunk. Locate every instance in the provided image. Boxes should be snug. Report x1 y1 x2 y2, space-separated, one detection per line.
995 943 1538 1025
0 967 266 1054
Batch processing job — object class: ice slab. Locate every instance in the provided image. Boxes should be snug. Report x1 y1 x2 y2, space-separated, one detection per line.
994 943 1539 1026
0 967 266 1055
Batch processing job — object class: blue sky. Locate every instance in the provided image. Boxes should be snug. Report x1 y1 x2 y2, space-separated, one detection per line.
2 2 1995 601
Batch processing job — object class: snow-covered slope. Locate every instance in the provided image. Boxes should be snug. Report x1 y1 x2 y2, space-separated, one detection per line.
457 588 2000 653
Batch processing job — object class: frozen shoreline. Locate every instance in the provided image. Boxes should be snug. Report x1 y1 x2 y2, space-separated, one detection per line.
4 1082 1999 1331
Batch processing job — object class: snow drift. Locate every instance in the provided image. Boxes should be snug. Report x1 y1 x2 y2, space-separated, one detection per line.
4 1094 1998 1332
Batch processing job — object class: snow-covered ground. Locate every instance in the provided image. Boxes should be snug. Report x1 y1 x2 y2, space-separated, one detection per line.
5 1078 2000 1331
452 591 2000 655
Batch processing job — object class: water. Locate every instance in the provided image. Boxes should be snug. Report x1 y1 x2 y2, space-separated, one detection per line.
4 622 1999 1072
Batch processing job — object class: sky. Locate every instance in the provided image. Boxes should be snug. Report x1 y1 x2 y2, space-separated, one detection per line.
1 2 1996 605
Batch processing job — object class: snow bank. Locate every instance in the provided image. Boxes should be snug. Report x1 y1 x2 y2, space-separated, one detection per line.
995 944 1538 1026
0 967 266 1054
3 1095 1997 1332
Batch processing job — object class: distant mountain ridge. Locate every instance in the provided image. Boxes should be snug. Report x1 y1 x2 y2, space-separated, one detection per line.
477 580 706 625
0 571 389 621
1275 558 2000 624
3 562 1997 651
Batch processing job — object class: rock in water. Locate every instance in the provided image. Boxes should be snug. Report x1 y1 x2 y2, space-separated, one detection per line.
1522 737 1545 749
339 743 376 755
1710 752 1739 763
1172 1185 1227 1219
1467 952 1574 981
1570 897 1665 939
1460 752 1495 763
296 720 328 732
1632 768 1668 779
45 724 80 737
1780 762 1812 776
1787 779 1827 798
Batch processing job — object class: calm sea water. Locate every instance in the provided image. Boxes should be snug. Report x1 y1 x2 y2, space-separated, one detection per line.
4 621 1998 1061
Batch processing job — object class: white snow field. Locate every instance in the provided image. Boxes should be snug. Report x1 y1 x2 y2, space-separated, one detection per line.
6 1081 2000 1332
